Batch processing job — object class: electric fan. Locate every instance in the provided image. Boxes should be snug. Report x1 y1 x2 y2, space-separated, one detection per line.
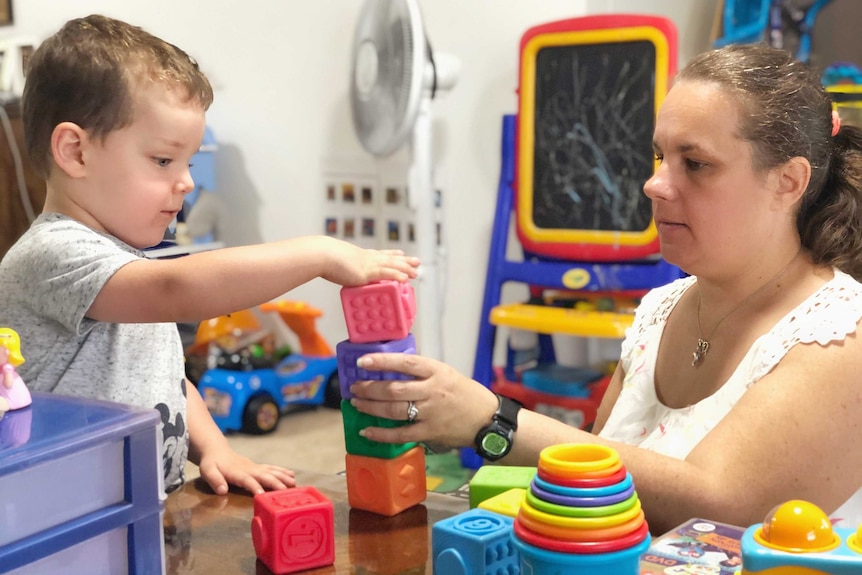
349 0 459 360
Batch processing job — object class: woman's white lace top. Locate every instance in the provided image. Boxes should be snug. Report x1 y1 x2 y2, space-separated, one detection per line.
598 269 862 525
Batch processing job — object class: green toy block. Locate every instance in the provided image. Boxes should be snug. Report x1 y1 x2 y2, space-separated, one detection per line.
340 400 416 459
469 465 536 509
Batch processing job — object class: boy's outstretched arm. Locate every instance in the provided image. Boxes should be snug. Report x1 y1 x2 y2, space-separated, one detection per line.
185 380 296 495
88 235 420 323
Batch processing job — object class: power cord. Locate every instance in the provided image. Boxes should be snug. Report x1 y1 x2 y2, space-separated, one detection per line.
0 99 36 223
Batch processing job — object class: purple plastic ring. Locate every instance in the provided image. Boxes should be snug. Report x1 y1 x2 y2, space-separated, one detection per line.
533 472 633 498
530 481 635 508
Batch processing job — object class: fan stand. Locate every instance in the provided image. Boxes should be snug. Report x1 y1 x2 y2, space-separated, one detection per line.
409 96 442 360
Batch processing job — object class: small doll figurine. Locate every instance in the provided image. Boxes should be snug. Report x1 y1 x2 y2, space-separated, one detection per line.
0 327 32 413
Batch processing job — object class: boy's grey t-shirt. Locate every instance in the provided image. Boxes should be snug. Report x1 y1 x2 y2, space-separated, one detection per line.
0 213 189 492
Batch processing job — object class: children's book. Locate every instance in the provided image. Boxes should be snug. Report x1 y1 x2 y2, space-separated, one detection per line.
640 518 746 575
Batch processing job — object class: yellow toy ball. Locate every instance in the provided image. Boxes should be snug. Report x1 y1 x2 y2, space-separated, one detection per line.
847 522 862 554
754 500 839 553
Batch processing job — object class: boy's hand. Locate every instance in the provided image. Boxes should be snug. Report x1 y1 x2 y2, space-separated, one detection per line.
322 240 420 286
197 448 296 495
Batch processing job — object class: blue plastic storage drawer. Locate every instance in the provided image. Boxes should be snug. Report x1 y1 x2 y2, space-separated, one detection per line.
0 392 163 574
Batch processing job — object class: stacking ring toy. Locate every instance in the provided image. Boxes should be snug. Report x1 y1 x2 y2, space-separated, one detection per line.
514 516 649 554
525 489 637 518
533 472 633 499
516 508 646 542
537 465 627 488
539 444 621 479
530 481 635 508
520 497 642 529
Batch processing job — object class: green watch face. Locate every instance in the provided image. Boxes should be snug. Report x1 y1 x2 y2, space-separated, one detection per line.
481 432 509 456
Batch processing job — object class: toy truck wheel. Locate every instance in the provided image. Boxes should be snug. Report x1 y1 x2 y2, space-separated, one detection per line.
323 372 341 409
242 394 280 434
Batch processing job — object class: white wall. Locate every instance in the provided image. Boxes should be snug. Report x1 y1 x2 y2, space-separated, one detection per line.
1 0 718 376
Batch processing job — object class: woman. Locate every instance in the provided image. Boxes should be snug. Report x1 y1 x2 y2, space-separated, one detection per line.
349 43 862 534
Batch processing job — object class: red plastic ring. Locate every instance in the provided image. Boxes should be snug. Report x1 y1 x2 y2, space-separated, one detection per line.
537 465 627 488
514 517 649 554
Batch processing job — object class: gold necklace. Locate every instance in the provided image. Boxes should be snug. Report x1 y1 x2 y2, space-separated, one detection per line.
691 249 801 367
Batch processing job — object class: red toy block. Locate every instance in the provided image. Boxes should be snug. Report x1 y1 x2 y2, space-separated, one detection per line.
251 486 335 574
345 446 427 516
340 280 416 343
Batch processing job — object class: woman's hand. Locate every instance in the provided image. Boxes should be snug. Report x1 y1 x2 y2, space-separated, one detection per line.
348 353 499 449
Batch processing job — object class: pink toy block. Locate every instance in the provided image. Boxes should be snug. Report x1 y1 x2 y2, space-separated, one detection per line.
251 486 335 574
340 280 416 343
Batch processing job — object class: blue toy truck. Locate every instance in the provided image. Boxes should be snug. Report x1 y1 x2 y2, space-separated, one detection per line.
194 301 341 434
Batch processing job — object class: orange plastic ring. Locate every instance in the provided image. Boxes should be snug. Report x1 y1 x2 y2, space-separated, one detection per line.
537 465 627 488
539 444 621 476
516 508 646 542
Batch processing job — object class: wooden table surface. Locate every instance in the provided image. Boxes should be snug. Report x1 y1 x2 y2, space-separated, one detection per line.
163 470 469 574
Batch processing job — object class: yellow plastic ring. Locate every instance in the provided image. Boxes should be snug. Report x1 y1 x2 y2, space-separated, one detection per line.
539 444 621 478
519 496 642 529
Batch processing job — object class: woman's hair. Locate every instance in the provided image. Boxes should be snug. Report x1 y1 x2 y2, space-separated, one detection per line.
22 14 214 179
678 43 862 279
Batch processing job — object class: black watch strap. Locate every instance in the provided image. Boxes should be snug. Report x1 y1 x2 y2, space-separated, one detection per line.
494 394 521 429
473 394 522 461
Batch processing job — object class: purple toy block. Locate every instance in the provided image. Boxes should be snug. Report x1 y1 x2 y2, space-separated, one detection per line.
335 335 415 399
340 281 416 343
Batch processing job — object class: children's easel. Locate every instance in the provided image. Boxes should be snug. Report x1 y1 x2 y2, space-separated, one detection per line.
466 15 682 468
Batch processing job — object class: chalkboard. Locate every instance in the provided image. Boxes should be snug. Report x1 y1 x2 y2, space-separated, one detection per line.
531 40 656 234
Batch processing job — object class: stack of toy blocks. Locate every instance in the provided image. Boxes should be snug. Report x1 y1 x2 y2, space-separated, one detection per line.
337 280 426 516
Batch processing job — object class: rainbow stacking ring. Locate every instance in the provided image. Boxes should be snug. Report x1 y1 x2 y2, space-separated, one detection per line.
516 508 646 542
514 516 650 554
520 496 642 530
539 444 621 478
537 465 628 488
533 472 633 498
526 489 638 518
530 480 635 508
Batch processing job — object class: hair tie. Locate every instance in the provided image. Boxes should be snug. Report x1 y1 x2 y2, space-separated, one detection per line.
832 110 841 137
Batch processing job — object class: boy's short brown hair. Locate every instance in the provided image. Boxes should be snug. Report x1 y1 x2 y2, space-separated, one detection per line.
22 14 214 178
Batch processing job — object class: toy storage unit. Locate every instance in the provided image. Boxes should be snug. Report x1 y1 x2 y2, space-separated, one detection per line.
0 392 164 575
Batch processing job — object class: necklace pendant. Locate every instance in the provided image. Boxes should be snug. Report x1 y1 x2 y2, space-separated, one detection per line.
692 338 710 367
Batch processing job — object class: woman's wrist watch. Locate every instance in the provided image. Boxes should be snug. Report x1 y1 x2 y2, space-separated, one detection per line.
474 394 521 461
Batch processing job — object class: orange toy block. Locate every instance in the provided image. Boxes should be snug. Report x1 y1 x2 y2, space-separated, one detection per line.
345 446 427 516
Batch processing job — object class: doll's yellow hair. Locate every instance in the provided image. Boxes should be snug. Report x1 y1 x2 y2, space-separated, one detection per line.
0 328 25 366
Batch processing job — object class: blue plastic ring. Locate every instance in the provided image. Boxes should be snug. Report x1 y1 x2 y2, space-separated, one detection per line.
530 480 635 508
533 472 633 498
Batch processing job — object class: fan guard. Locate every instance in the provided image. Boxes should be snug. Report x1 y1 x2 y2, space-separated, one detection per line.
350 0 425 157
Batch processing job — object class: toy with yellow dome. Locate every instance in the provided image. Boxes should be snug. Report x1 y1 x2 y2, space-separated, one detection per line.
741 500 862 575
